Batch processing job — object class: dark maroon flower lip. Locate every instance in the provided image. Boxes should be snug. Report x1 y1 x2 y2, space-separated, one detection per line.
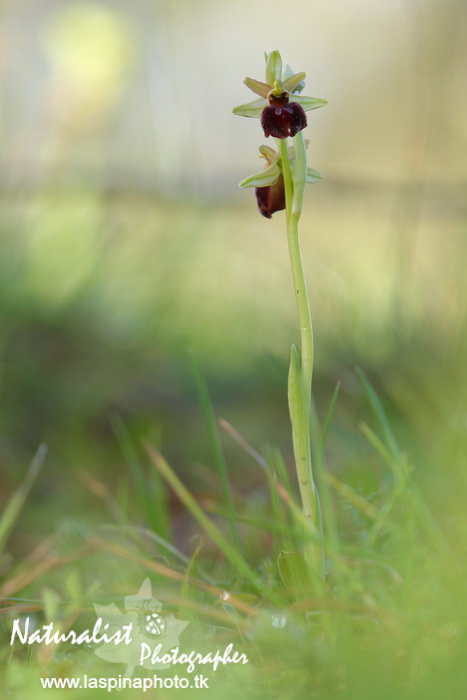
261 93 307 139
255 175 286 218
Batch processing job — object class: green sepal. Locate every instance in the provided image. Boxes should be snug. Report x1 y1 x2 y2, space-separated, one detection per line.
258 145 278 163
278 551 317 600
232 96 266 118
283 71 306 94
306 167 323 184
289 95 328 111
265 50 283 86
244 77 271 98
239 162 281 188
282 64 295 82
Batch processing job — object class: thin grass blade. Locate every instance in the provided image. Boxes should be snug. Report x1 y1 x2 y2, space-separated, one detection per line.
0 444 47 553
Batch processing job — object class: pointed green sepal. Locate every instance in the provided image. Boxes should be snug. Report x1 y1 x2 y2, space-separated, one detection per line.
282 64 295 82
265 50 283 87
283 71 306 94
306 167 323 183
239 162 281 188
290 95 328 111
244 77 271 98
258 145 279 163
232 96 267 118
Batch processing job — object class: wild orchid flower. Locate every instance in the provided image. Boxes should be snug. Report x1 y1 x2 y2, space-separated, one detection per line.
233 51 326 139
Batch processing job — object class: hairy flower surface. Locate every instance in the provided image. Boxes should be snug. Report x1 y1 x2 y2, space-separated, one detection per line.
261 91 307 139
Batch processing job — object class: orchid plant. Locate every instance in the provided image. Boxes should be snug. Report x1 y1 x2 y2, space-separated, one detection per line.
233 51 327 577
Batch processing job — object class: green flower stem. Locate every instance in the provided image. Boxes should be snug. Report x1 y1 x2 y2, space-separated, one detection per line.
278 136 322 576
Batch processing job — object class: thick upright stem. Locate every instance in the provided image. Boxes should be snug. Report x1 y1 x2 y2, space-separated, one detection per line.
289 216 313 404
279 136 321 575
279 136 313 401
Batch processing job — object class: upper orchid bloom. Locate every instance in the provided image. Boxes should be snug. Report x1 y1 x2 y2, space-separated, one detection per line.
233 51 327 139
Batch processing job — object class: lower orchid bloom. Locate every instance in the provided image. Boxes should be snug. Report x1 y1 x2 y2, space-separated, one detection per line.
239 144 323 218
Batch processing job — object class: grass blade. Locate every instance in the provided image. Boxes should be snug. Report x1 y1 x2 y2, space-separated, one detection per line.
0 444 47 553
355 368 400 458
191 355 242 552
109 413 171 540
320 381 341 454
218 420 293 554
310 383 343 587
357 368 448 552
145 443 270 598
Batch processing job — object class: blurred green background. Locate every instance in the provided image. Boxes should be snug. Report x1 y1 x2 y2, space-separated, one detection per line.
0 0 466 550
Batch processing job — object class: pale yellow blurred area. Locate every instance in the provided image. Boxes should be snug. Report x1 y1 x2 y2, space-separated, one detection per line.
41 2 136 133
0 0 465 186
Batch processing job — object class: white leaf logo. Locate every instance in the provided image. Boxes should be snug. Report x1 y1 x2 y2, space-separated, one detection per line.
93 578 189 677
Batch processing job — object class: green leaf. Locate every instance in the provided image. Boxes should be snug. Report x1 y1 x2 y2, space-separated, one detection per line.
239 162 281 188
306 167 323 184
232 96 266 118
277 551 316 600
244 77 271 97
283 71 306 94
265 50 282 86
290 95 328 111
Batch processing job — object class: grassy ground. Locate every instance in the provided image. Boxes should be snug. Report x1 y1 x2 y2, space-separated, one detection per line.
0 188 466 698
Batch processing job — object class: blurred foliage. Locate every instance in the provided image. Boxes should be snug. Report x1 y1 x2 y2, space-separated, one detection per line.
0 187 465 542
0 0 464 575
